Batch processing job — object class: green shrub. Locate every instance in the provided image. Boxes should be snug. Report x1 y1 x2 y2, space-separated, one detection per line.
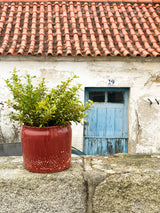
5 69 93 127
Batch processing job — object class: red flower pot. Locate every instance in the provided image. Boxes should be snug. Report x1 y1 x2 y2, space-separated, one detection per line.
21 124 72 173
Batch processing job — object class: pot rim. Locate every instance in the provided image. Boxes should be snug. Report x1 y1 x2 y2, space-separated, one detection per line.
22 123 71 130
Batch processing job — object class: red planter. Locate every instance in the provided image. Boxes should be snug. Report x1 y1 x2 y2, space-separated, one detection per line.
21 124 72 173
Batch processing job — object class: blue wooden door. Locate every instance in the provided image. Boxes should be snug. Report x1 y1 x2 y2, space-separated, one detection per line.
84 88 129 155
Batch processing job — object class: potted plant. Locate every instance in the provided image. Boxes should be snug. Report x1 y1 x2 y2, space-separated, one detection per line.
5 69 92 173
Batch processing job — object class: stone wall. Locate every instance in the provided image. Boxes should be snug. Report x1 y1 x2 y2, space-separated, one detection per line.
0 56 160 153
1 154 160 213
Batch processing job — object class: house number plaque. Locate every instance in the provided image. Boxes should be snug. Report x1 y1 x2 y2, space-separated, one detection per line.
108 79 115 85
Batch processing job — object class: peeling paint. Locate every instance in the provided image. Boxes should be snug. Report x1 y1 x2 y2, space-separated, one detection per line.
0 57 160 154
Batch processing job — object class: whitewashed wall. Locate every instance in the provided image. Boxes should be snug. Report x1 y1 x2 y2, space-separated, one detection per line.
0 56 160 154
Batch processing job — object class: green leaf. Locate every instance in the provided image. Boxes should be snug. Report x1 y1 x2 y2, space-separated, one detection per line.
5 69 93 127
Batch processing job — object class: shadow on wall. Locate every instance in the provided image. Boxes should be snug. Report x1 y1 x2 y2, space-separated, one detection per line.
0 127 5 143
0 103 5 143
0 102 21 144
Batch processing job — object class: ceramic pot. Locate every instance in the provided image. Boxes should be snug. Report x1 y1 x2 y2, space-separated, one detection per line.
21 124 72 173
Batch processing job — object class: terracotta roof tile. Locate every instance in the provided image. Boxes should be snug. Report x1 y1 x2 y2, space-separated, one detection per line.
0 1 160 57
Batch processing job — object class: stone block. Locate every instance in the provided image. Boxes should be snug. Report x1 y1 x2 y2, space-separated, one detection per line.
0 157 87 213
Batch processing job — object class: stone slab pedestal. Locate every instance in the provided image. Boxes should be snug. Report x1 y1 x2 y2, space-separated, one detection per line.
1 154 160 213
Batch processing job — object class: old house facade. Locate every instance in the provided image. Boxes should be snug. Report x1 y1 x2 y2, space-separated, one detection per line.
0 0 160 154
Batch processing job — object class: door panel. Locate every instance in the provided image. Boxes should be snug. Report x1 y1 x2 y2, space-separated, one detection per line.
84 88 129 155
84 137 128 155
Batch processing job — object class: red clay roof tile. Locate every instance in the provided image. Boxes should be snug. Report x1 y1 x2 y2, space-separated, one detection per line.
0 1 160 57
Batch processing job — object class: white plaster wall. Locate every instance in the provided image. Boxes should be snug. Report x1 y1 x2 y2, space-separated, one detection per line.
0 56 160 154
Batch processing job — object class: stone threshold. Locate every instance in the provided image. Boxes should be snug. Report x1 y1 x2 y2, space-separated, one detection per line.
0 143 85 156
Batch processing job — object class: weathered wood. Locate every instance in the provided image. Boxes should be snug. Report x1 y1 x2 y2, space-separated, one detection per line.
84 88 129 155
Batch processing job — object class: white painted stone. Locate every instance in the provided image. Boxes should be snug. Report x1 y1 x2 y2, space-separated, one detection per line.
0 56 160 154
